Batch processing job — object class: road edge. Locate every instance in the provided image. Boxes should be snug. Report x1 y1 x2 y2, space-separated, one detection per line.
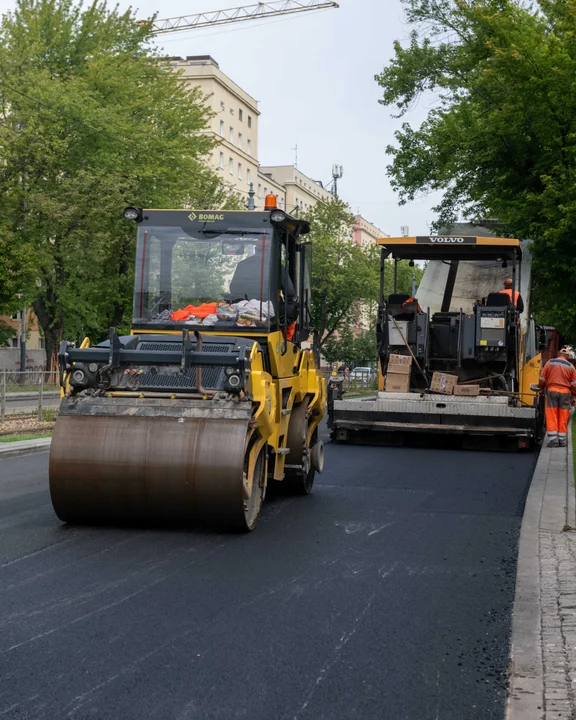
0 438 52 459
506 414 575 720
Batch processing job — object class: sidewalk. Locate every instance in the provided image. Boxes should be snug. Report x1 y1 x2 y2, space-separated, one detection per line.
507 418 576 719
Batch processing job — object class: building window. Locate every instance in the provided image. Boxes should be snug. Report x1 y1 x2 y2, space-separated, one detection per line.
247 115 252 128
219 152 224 169
229 157 234 175
238 163 243 180
219 120 225 137
239 109 243 122
246 168 251 183
247 139 252 156
229 127 234 143
238 133 243 150
220 101 225 110
258 183 262 198
264 187 268 196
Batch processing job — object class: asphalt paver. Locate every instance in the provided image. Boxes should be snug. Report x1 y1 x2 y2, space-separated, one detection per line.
0 441 535 720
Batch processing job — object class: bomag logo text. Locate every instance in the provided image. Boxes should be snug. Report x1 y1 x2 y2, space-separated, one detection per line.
189 212 225 222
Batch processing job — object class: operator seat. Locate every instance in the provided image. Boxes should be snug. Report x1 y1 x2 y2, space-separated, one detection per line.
485 293 510 307
387 294 411 318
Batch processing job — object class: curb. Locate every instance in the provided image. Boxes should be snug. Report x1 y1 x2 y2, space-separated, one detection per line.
0 438 52 459
506 413 575 720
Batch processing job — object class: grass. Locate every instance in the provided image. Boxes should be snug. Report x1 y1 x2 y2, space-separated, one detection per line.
6 384 59 393
41 408 58 423
0 432 52 443
344 386 378 398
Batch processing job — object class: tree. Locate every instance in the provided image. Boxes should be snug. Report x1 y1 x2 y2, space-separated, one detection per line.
0 320 16 347
323 326 378 368
306 198 380 358
321 262 423 365
375 0 576 337
0 0 232 364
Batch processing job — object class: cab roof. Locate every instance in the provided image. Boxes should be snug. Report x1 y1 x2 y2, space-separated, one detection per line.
376 235 522 261
141 209 310 237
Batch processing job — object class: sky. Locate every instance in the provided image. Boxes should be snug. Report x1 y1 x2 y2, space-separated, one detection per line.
0 0 443 235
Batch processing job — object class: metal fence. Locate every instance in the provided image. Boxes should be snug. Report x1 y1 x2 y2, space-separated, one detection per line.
0 370 60 424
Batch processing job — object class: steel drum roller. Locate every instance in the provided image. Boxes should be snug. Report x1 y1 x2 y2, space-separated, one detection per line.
49 414 256 528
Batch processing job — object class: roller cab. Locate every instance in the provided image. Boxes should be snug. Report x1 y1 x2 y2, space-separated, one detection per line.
50 206 326 531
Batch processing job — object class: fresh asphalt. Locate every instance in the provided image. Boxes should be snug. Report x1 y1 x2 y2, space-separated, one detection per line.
0 432 535 720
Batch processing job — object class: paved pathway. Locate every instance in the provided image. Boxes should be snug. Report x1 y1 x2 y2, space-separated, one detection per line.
508 422 576 720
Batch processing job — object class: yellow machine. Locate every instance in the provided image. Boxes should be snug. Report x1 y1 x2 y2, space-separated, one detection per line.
49 203 326 531
329 232 545 449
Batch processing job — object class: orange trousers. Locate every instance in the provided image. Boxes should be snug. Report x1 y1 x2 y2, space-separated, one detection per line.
545 390 571 441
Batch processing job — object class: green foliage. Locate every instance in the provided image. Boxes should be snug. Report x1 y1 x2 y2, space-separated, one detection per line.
375 0 576 337
305 198 380 352
322 325 378 367
0 0 234 363
0 320 16 347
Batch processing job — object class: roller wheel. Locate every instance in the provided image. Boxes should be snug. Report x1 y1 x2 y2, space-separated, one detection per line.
242 443 266 531
283 402 317 495
49 413 266 532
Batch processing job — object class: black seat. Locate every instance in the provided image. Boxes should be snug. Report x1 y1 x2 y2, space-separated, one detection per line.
387 293 412 319
388 293 410 306
486 292 510 307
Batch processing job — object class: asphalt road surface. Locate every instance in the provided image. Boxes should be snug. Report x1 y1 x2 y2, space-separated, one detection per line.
0 437 535 720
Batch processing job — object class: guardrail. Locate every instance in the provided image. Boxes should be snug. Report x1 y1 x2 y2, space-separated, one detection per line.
0 370 60 423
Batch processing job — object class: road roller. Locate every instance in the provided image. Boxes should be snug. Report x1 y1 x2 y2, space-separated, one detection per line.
49 199 326 531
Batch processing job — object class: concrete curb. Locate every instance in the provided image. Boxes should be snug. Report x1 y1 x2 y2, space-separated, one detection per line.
0 438 52 459
506 447 547 720
5 392 60 400
506 413 575 720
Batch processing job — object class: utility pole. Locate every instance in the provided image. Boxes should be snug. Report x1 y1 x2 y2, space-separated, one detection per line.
293 144 298 168
19 305 26 379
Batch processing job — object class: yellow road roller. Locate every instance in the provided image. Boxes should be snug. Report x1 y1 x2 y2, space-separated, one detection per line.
49 200 326 531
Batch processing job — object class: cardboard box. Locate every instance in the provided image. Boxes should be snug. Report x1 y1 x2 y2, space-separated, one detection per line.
385 373 410 393
388 354 412 376
387 361 411 375
389 354 413 367
453 384 480 396
430 371 458 395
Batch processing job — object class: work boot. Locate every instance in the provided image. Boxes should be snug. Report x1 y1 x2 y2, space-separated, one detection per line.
547 439 560 448
559 439 567 448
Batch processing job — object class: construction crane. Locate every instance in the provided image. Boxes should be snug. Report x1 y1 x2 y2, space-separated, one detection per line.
145 0 339 36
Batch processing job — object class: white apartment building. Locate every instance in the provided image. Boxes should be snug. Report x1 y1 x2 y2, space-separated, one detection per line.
168 55 266 205
259 165 332 215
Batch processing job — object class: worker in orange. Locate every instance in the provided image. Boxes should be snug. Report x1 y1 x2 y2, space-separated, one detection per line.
499 278 524 312
401 297 423 314
538 348 576 447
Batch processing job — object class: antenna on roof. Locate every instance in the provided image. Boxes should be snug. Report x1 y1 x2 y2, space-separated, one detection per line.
331 164 343 198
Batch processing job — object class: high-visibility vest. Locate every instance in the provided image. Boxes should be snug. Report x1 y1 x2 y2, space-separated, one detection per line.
499 288 520 307
402 297 422 313
539 358 576 394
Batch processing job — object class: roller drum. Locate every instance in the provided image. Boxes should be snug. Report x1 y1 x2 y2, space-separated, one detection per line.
49 413 255 529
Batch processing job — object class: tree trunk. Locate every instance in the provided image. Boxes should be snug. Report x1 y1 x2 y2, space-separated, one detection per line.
312 329 321 367
32 298 62 372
